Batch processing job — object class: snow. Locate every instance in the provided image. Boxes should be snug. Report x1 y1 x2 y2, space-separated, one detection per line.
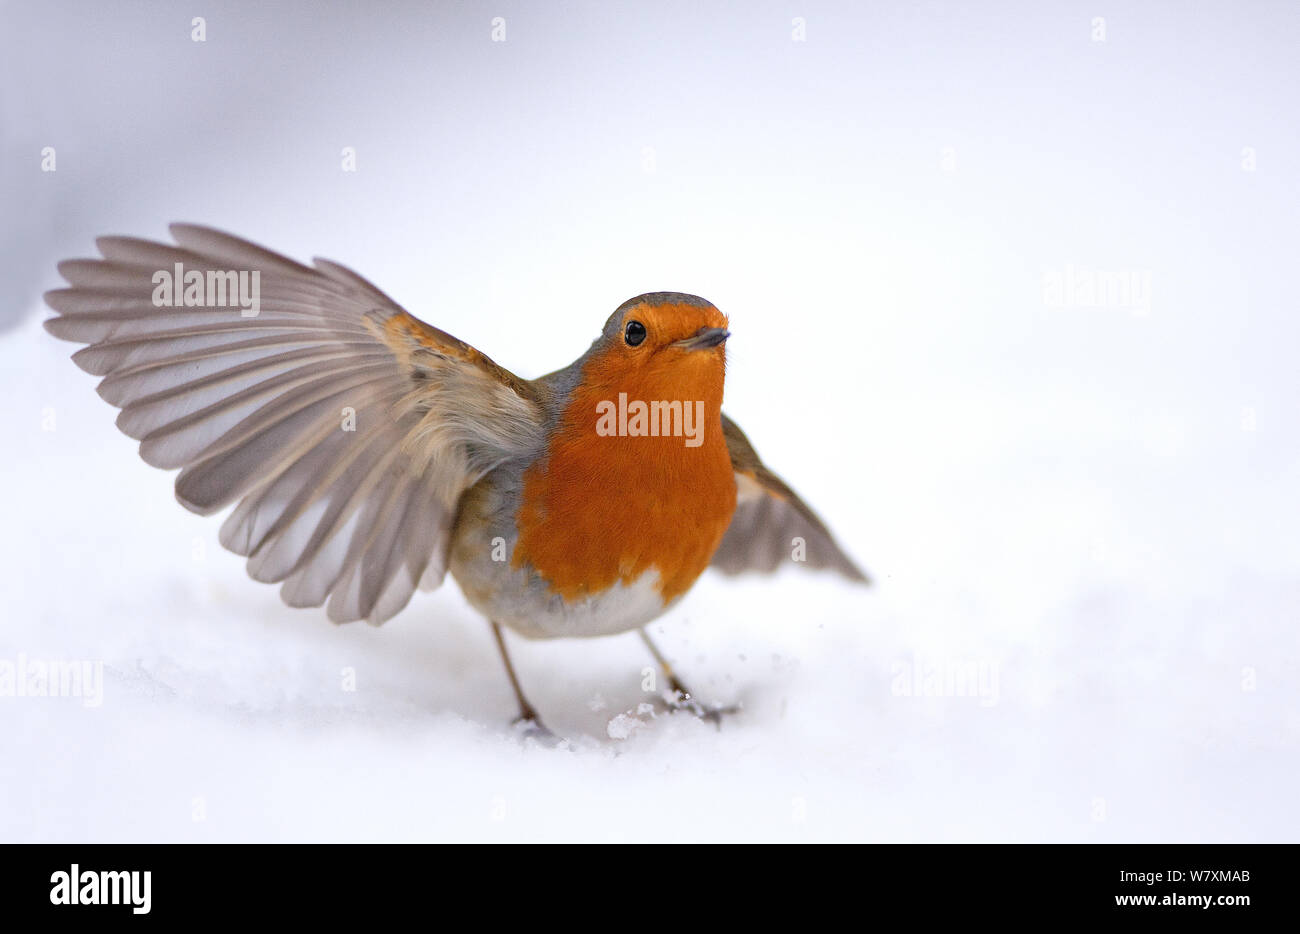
1 309 1295 842
2 0 1297 842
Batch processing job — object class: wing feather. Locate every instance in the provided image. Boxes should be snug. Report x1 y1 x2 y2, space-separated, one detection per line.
712 413 869 583
45 224 544 623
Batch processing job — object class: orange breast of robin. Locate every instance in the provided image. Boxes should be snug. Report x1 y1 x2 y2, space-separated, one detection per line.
513 342 737 605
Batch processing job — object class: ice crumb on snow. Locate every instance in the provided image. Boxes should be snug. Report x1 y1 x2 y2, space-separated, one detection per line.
607 703 658 739
606 713 639 740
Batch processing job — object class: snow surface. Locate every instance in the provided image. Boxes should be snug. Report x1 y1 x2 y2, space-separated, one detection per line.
2 305 1295 843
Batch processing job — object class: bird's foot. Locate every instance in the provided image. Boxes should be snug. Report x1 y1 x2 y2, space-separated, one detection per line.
511 711 560 745
663 687 740 729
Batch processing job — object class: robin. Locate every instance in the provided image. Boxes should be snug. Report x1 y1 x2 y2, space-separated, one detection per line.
44 225 868 733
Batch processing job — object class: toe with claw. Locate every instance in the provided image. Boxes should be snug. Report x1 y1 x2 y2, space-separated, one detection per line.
665 681 739 728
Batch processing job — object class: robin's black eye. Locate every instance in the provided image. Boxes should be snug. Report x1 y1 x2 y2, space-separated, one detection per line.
624 320 647 347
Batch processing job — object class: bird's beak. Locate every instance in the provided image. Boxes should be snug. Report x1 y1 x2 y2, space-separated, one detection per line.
672 327 730 351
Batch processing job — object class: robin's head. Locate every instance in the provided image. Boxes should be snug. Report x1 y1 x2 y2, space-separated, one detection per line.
586 292 729 384
602 292 729 354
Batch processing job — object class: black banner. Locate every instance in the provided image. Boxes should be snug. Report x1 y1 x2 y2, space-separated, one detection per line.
1 843 1287 921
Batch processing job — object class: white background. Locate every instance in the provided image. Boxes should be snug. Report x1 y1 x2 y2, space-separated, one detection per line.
1 1 1297 841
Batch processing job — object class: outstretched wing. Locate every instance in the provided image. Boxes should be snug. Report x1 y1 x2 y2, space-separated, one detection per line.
45 224 544 624
711 414 869 583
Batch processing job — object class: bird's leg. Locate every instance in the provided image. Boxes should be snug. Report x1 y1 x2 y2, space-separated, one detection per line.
490 621 553 740
638 628 738 727
638 627 691 698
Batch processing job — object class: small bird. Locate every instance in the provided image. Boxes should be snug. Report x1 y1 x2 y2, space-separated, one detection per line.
44 225 868 732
